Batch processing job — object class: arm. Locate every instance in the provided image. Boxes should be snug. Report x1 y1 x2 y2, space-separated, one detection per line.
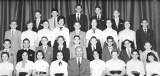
119 66 125 76
84 15 88 32
84 61 90 76
106 68 112 76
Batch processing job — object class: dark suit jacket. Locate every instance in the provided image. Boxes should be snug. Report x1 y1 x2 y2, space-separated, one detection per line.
102 43 119 62
111 18 125 33
119 48 134 63
68 58 90 76
91 15 106 31
86 43 102 61
136 28 155 51
35 46 53 64
53 46 70 62
32 19 43 32
17 49 35 63
68 14 88 32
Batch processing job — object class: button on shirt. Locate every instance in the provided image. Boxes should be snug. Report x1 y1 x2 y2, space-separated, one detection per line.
16 60 33 73
50 60 68 76
86 28 103 40
127 59 145 76
90 60 106 76
33 60 49 72
0 62 14 75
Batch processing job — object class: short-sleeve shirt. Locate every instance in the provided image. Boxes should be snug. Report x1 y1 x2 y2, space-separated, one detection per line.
0 62 14 75
33 59 49 72
16 60 33 73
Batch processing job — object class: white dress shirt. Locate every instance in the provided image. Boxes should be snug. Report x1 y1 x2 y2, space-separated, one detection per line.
90 59 106 76
86 28 103 40
51 26 70 48
0 62 14 75
16 60 33 73
33 59 49 72
106 59 126 71
146 61 160 76
21 30 37 50
127 59 145 76
50 60 68 76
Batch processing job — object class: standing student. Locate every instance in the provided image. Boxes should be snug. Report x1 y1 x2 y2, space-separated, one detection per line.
5 20 21 53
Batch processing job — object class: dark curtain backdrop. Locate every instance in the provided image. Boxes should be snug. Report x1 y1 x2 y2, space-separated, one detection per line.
0 0 160 55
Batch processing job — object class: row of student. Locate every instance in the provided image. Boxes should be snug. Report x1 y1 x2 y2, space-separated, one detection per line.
0 46 160 76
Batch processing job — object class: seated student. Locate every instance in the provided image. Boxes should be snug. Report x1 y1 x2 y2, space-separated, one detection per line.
69 35 87 59
90 50 106 76
36 36 53 65
146 52 160 76
16 51 33 76
37 20 52 47
105 51 126 76
0 52 14 76
86 18 103 47
70 21 86 47
51 16 70 48
86 36 102 61
21 21 37 51
53 36 70 62
33 50 49 76
119 39 134 63
17 38 35 63
126 49 145 76
140 42 159 66
50 52 68 76
0 39 16 65
102 36 119 62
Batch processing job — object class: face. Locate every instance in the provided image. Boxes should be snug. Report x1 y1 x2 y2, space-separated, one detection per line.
23 40 30 48
73 37 80 45
106 20 112 28
27 23 33 30
75 6 82 13
93 51 99 59
75 47 83 57
57 37 64 45
42 22 49 29
90 38 97 46
112 52 119 60
91 19 97 28
148 55 154 62
3 41 11 49
141 20 148 28
124 21 130 29
57 52 63 60
58 19 64 26
131 51 139 60
10 22 17 29
2 54 8 61
51 11 58 17
37 52 43 60
144 42 152 50
74 22 81 30
113 10 120 18
124 40 131 48
22 52 28 60
41 38 48 46
107 39 113 46
35 12 41 18
95 8 101 15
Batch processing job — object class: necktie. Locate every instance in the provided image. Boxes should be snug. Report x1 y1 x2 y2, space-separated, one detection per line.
54 17 56 28
59 61 62 66
92 29 96 33
77 14 80 21
78 58 81 67
144 29 147 33
11 30 14 38
60 27 63 31
36 19 40 28
128 49 131 58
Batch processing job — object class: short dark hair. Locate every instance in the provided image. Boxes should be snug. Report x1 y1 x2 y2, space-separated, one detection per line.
36 50 45 59
35 10 41 14
1 52 9 60
11 20 17 23
74 21 81 25
107 36 114 41
4 39 11 44
111 50 119 55
23 38 30 43
95 5 101 9
73 35 81 40
131 49 140 55
57 16 65 24
146 52 158 63
75 4 82 8
43 20 49 24
57 36 65 41
51 8 58 12
90 36 98 41
41 36 48 40
21 51 28 57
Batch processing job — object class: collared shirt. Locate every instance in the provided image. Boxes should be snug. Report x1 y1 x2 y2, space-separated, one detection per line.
108 46 113 55
127 59 145 76
146 61 160 76
76 57 82 64
33 59 49 72
106 59 126 71
126 48 131 57
3 49 10 52
51 26 70 47
0 62 14 75
118 29 136 42
58 45 63 51
86 28 103 40
50 60 68 76
90 59 106 76
16 60 33 73
115 17 119 27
